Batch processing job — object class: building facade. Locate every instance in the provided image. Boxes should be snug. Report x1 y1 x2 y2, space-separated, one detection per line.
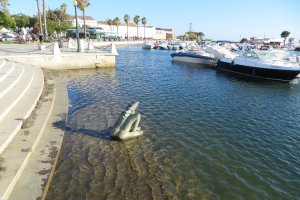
68 16 175 40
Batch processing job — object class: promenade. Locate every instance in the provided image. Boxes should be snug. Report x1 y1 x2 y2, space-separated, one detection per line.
0 41 142 200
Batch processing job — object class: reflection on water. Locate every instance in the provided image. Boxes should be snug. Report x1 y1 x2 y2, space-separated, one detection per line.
47 46 300 200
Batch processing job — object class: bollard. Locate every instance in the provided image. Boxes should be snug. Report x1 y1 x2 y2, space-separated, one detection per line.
53 42 61 55
110 43 117 54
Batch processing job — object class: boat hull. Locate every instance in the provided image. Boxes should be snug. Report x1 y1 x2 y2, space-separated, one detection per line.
171 53 216 66
216 60 300 82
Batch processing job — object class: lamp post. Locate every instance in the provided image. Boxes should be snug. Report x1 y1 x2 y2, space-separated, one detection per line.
73 0 81 52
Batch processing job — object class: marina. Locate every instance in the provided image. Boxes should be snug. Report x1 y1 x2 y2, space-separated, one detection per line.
45 45 300 199
0 0 300 199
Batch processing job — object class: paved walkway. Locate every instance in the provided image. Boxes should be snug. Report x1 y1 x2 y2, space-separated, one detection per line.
0 42 104 56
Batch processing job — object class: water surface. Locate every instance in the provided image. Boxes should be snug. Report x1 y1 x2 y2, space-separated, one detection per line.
47 46 300 200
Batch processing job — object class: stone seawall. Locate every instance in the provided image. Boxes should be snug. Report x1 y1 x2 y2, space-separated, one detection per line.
2 53 116 69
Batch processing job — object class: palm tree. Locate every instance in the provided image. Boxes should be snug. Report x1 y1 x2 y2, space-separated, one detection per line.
134 15 140 40
124 14 130 40
107 19 113 31
113 17 121 37
42 0 48 39
281 30 290 46
77 0 90 38
60 3 67 13
0 0 9 13
141 17 147 39
197 32 205 41
36 0 43 34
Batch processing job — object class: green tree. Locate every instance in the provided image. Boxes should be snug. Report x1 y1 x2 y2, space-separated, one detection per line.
107 19 113 31
0 0 9 13
60 3 67 13
281 30 290 46
0 11 15 28
113 17 120 36
141 17 147 39
133 15 140 39
124 14 130 40
76 0 90 38
240 38 248 43
13 13 30 28
46 8 72 35
196 32 205 41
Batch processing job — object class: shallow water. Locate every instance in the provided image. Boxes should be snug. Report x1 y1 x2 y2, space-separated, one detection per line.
46 46 300 200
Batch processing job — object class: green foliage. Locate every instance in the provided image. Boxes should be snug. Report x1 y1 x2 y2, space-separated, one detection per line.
0 11 15 28
280 30 290 38
124 14 130 23
46 8 72 34
113 17 120 27
240 38 248 43
134 15 140 25
0 0 9 14
76 0 90 11
197 32 205 38
141 17 147 26
13 13 30 28
281 30 290 46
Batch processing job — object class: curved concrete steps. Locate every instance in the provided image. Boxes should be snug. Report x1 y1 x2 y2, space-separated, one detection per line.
9 78 68 200
0 79 55 200
0 60 48 200
0 62 44 154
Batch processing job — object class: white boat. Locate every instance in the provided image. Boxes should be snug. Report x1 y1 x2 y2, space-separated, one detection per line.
216 50 300 82
171 50 217 66
142 41 154 49
158 42 169 50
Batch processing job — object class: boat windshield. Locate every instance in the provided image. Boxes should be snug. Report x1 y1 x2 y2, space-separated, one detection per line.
255 51 280 60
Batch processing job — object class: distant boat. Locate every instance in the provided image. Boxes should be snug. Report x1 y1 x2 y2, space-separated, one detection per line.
142 41 154 49
216 50 300 82
158 42 169 50
171 50 217 66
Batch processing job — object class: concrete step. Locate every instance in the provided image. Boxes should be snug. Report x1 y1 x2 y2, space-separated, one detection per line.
0 71 52 200
0 62 16 82
0 65 44 154
0 60 6 70
0 64 24 99
0 65 34 122
9 77 68 200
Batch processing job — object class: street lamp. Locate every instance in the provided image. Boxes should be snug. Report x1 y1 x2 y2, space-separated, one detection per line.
73 0 81 52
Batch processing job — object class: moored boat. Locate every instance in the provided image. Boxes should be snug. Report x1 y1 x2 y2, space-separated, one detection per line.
142 41 154 49
171 50 217 66
216 50 300 82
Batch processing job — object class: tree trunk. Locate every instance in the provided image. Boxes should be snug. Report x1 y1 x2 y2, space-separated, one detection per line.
127 24 128 41
137 26 138 40
36 0 43 34
144 25 145 40
83 9 86 38
42 0 48 40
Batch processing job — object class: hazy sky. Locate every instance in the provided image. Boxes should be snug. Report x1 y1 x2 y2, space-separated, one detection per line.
8 0 300 41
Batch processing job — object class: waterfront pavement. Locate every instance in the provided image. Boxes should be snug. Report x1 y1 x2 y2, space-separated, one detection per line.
0 40 143 56
0 41 142 199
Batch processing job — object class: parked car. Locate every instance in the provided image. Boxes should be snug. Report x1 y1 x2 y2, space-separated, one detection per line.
0 35 16 41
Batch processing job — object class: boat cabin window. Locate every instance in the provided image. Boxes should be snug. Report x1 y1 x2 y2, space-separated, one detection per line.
243 51 258 58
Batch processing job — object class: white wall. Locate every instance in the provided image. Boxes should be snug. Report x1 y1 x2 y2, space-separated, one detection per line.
70 19 171 39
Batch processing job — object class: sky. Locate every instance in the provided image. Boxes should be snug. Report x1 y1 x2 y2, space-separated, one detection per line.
8 0 300 41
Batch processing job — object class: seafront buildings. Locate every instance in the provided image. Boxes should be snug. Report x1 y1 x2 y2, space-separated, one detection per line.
68 15 176 40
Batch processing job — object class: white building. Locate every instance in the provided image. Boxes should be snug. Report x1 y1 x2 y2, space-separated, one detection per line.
96 21 156 39
68 16 174 39
69 16 98 28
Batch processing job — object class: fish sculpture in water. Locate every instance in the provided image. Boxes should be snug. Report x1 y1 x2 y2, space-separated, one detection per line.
111 102 143 140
